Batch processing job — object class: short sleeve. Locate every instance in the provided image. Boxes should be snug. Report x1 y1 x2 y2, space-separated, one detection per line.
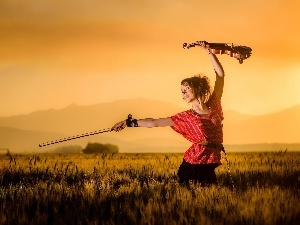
170 111 190 135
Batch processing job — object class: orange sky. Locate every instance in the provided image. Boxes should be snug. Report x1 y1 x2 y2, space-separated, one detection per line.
0 0 300 117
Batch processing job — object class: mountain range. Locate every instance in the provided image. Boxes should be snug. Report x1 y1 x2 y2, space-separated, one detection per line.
0 99 299 153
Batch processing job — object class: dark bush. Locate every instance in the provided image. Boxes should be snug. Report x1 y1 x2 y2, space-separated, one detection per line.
82 142 118 154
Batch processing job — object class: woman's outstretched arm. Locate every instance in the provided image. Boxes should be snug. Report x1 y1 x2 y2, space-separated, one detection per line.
111 117 174 132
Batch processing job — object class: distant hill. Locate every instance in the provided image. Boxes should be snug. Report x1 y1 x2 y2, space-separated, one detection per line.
0 127 65 153
0 99 184 136
0 99 299 153
223 105 300 144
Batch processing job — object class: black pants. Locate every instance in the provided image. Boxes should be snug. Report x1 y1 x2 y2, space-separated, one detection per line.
177 159 218 186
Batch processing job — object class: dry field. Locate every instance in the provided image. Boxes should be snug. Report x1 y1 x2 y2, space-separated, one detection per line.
0 151 299 224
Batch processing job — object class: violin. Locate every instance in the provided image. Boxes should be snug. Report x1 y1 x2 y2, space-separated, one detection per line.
183 41 252 64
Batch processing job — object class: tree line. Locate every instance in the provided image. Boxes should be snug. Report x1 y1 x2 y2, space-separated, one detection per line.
53 143 119 154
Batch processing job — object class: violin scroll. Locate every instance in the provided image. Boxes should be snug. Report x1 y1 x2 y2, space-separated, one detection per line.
183 41 252 64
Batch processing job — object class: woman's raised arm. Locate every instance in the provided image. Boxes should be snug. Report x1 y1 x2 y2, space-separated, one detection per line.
209 52 224 101
198 41 225 101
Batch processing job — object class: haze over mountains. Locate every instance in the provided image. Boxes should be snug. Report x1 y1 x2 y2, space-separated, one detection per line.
0 99 299 153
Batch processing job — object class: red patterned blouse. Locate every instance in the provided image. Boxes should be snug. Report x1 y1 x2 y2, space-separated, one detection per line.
170 93 223 165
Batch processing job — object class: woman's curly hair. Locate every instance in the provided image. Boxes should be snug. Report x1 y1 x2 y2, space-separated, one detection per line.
181 74 212 103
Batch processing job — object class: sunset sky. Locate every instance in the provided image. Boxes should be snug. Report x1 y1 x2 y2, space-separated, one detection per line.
1 0 300 118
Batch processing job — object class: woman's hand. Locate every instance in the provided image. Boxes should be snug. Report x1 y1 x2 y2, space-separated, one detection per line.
196 41 210 53
111 120 126 132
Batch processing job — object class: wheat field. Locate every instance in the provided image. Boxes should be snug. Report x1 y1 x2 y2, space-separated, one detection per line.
0 151 299 225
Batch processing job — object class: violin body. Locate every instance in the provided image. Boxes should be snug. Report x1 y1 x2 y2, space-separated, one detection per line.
183 41 252 64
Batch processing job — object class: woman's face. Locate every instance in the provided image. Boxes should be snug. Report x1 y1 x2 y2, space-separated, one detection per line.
181 84 196 103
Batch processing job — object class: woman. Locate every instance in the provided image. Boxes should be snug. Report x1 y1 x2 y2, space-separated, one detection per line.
111 41 225 185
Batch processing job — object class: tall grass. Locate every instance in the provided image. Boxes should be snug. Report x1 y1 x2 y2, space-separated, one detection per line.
0 152 299 224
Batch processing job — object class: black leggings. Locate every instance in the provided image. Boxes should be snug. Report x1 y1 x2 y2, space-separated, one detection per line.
177 159 219 186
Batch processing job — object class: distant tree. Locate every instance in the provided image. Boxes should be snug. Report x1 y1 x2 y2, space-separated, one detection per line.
104 143 119 153
53 145 82 154
82 142 119 154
